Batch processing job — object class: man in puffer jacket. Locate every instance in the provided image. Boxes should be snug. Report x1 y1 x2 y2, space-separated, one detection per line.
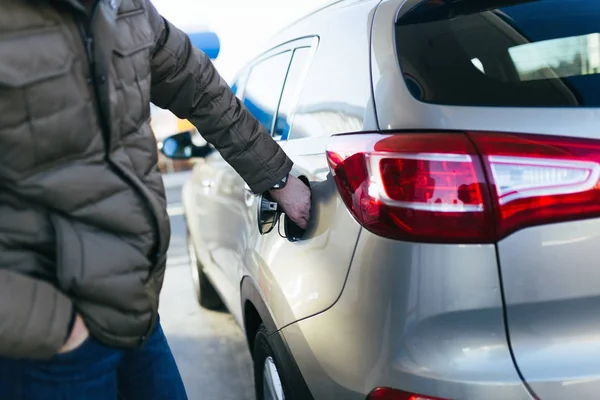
0 0 311 398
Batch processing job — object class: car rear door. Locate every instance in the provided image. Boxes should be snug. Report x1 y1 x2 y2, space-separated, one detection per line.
243 0 380 331
195 50 293 318
244 38 365 332
184 74 249 315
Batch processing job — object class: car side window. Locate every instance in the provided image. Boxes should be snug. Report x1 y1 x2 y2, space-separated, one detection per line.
243 51 292 135
273 47 312 141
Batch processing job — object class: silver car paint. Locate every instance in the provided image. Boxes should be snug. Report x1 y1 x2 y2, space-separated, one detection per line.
242 0 380 331
283 233 533 399
371 0 600 398
182 155 246 321
278 1 526 397
498 219 600 399
184 0 380 332
183 0 600 398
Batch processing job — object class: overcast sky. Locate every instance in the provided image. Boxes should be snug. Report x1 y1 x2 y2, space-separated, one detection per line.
152 0 328 82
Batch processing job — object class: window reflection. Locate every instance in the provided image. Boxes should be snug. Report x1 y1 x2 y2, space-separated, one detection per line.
395 0 600 107
509 33 600 81
243 51 292 135
275 47 311 140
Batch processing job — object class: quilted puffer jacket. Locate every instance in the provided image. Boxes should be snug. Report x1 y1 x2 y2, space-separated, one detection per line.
0 0 292 359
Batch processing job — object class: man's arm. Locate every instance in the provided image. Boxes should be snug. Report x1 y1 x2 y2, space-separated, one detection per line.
146 2 292 194
0 267 73 359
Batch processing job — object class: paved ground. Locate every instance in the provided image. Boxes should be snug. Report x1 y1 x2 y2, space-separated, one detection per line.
159 172 255 400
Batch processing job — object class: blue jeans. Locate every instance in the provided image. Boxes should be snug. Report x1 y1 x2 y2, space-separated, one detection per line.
0 319 188 400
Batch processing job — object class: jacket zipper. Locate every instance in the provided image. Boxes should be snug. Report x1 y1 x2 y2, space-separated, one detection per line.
74 4 159 346
76 4 111 150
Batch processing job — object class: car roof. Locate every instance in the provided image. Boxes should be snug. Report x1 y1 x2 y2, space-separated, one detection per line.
264 0 377 50
281 0 349 29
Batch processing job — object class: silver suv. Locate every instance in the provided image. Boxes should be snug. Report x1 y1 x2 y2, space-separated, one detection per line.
162 0 600 399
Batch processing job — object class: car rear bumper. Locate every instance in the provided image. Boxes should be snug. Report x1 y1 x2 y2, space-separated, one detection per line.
280 230 534 399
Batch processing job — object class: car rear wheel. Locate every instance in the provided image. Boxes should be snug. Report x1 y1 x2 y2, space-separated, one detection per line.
253 324 292 400
186 232 223 310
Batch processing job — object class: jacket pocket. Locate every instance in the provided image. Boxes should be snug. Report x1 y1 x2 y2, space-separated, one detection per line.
110 16 153 141
49 213 154 315
0 25 77 179
112 41 154 86
50 213 83 292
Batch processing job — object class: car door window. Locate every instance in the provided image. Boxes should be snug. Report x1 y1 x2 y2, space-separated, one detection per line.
243 51 292 134
273 47 312 141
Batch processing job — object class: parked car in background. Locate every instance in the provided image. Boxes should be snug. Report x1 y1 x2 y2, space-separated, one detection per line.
162 0 600 398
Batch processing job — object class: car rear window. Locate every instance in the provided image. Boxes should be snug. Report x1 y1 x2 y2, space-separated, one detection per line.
395 0 600 107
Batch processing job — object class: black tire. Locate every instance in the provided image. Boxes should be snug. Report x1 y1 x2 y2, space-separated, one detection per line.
186 232 223 310
253 324 293 400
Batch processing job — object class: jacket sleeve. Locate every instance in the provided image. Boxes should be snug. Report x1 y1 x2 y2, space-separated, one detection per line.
0 267 73 359
146 2 293 194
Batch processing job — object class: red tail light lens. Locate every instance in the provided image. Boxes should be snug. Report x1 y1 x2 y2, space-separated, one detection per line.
326 133 493 243
470 132 600 240
327 131 600 243
368 387 447 400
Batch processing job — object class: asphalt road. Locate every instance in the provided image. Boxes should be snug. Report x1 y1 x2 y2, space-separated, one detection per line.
159 173 255 400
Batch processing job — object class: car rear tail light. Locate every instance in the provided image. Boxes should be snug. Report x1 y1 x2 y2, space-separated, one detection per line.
368 387 447 400
326 131 600 243
470 132 600 240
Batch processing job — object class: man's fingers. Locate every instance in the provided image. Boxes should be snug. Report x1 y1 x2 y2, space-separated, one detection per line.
300 201 311 227
293 214 308 229
301 216 309 229
274 178 311 229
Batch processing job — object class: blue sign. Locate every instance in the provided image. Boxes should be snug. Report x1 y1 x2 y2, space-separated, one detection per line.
188 31 221 60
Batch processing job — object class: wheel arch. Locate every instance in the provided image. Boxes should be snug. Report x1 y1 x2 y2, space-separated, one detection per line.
240 276 315 400
241 276 279 352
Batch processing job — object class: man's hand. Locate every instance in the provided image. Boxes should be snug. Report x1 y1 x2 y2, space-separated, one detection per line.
58 314 89 354
269 175 311 229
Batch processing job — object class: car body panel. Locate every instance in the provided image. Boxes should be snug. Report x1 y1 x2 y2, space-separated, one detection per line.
243 137 362 332
498 219 600 399
282 231 533 399
182 0 600 398
240 276 316 399
243 0 381 331
265 0 381 138
370 1 600 398
185 0 381 332
182 152 248 322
